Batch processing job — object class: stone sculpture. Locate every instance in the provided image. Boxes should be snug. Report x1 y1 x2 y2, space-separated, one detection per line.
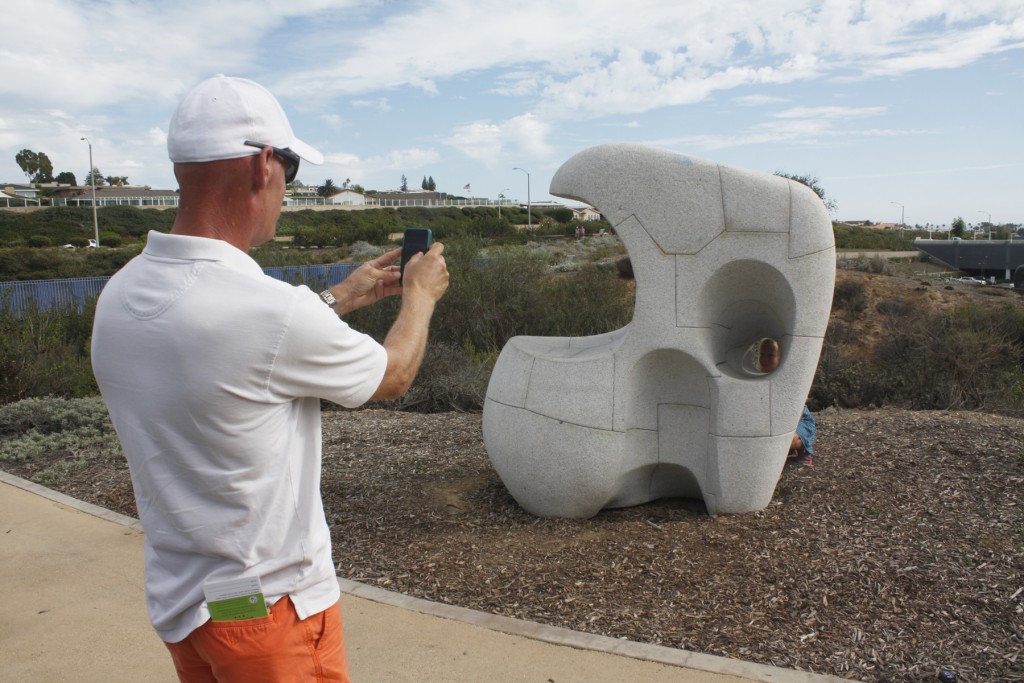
482 144 835 517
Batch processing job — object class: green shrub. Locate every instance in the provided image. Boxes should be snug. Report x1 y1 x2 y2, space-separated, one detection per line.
27 235 53 248
0 295 99 402
0 396 122 486
338 235 634 411
833 224 915 250
5 231 1024 417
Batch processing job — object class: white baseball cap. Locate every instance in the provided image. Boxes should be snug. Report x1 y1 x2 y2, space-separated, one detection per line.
167 74 323 165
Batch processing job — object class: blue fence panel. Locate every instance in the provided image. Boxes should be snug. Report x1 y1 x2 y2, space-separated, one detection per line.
0 277 110 314
262 263 361 291
0 263 366 314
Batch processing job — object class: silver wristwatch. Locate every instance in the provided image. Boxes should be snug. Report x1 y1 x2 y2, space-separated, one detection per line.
319 289 337 308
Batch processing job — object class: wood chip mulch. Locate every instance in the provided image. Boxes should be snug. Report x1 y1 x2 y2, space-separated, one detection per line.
8 407 1023 682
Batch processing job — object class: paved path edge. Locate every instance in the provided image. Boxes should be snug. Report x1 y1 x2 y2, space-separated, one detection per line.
0 470 849 683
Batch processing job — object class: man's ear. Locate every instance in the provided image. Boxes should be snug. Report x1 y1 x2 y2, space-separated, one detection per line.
251 147 274 191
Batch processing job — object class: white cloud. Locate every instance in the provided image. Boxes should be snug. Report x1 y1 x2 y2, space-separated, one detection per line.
659 118 939 152
321 147 441 184
350 98 391 112
445 113 552 165
0 1 367 108
773 105 887 119
10 1 1018 127
320 113 345 130
277 0 1024 123
733 94 789 106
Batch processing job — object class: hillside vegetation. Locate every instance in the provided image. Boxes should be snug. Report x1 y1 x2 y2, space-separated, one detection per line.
0 206 927 281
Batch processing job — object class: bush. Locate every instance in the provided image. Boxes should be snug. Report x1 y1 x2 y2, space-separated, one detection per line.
27 235 52 248
5 234 1023 417
338 235 634 411
0 206 175 248
833 279 867 314
839 255 894 276
0 294 99 403
813 300 1024 412
0 396 122 486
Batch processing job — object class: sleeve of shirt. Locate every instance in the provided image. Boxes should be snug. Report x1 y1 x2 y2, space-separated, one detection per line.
268 289 388 408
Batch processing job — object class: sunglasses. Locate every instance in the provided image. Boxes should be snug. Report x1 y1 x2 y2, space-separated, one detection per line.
243 140 300 184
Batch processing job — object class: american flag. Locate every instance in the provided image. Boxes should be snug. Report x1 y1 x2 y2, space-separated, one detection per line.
463 184 471 191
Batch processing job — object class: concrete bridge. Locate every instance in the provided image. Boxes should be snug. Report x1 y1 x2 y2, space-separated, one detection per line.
913 238 1024 284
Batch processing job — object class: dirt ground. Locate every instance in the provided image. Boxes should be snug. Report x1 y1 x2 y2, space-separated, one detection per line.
4 268 1024 682
8 407 1023 682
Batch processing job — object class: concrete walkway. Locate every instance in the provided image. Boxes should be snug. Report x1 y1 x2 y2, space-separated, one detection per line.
0 473 851 683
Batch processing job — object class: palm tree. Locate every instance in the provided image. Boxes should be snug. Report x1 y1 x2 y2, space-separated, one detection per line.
318 179 338 198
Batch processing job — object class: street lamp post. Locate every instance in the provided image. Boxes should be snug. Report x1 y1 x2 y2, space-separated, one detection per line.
81 137 100 247
978 210 992 240
497 187 510 219
890 201 904 236
513 167 531 230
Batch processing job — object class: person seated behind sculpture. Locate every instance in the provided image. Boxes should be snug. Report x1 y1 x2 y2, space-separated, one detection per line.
752 337 816 466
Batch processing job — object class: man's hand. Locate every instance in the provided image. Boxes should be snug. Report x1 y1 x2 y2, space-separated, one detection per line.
370 242 449 401
400 243 449 304
327 248 402 315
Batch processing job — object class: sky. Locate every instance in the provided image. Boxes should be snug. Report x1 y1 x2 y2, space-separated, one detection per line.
2 0 1022 228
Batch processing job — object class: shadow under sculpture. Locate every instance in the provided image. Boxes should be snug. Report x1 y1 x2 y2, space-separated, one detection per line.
482 144 835 518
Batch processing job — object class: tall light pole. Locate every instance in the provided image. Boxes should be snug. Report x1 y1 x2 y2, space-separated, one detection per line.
890 201 904 236
513 167 531 230
497 187 510 219
81 137 100 247
978 210 992 240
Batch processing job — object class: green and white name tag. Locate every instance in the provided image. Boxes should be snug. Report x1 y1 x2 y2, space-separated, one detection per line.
203 576 269 622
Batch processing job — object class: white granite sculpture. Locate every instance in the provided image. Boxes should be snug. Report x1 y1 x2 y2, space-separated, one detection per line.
482 144 835 517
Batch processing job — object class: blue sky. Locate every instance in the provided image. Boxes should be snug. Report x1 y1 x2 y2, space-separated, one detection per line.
2 0 1022 227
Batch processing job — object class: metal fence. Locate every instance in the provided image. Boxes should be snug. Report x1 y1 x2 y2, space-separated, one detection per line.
0 276 109 313
0 263 365 314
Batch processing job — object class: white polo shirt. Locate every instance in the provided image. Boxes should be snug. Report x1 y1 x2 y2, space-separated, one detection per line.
92 231 388 643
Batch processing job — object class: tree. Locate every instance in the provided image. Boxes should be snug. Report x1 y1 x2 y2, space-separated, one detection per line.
343 178 351 189
35 153 54 183
105 176 128 186
951 216 966 238
14 149 54 183
55 171 77 186
15 149 36 179
427 176 436 191
318 179 338 198
400 174 408 192
85 167 106 186
421 176 428 190
774 172 837 215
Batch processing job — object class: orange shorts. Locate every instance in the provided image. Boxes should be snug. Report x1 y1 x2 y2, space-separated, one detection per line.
164 596 350 683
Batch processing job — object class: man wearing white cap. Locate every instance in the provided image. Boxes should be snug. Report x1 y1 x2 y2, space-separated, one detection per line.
91 75 449 682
